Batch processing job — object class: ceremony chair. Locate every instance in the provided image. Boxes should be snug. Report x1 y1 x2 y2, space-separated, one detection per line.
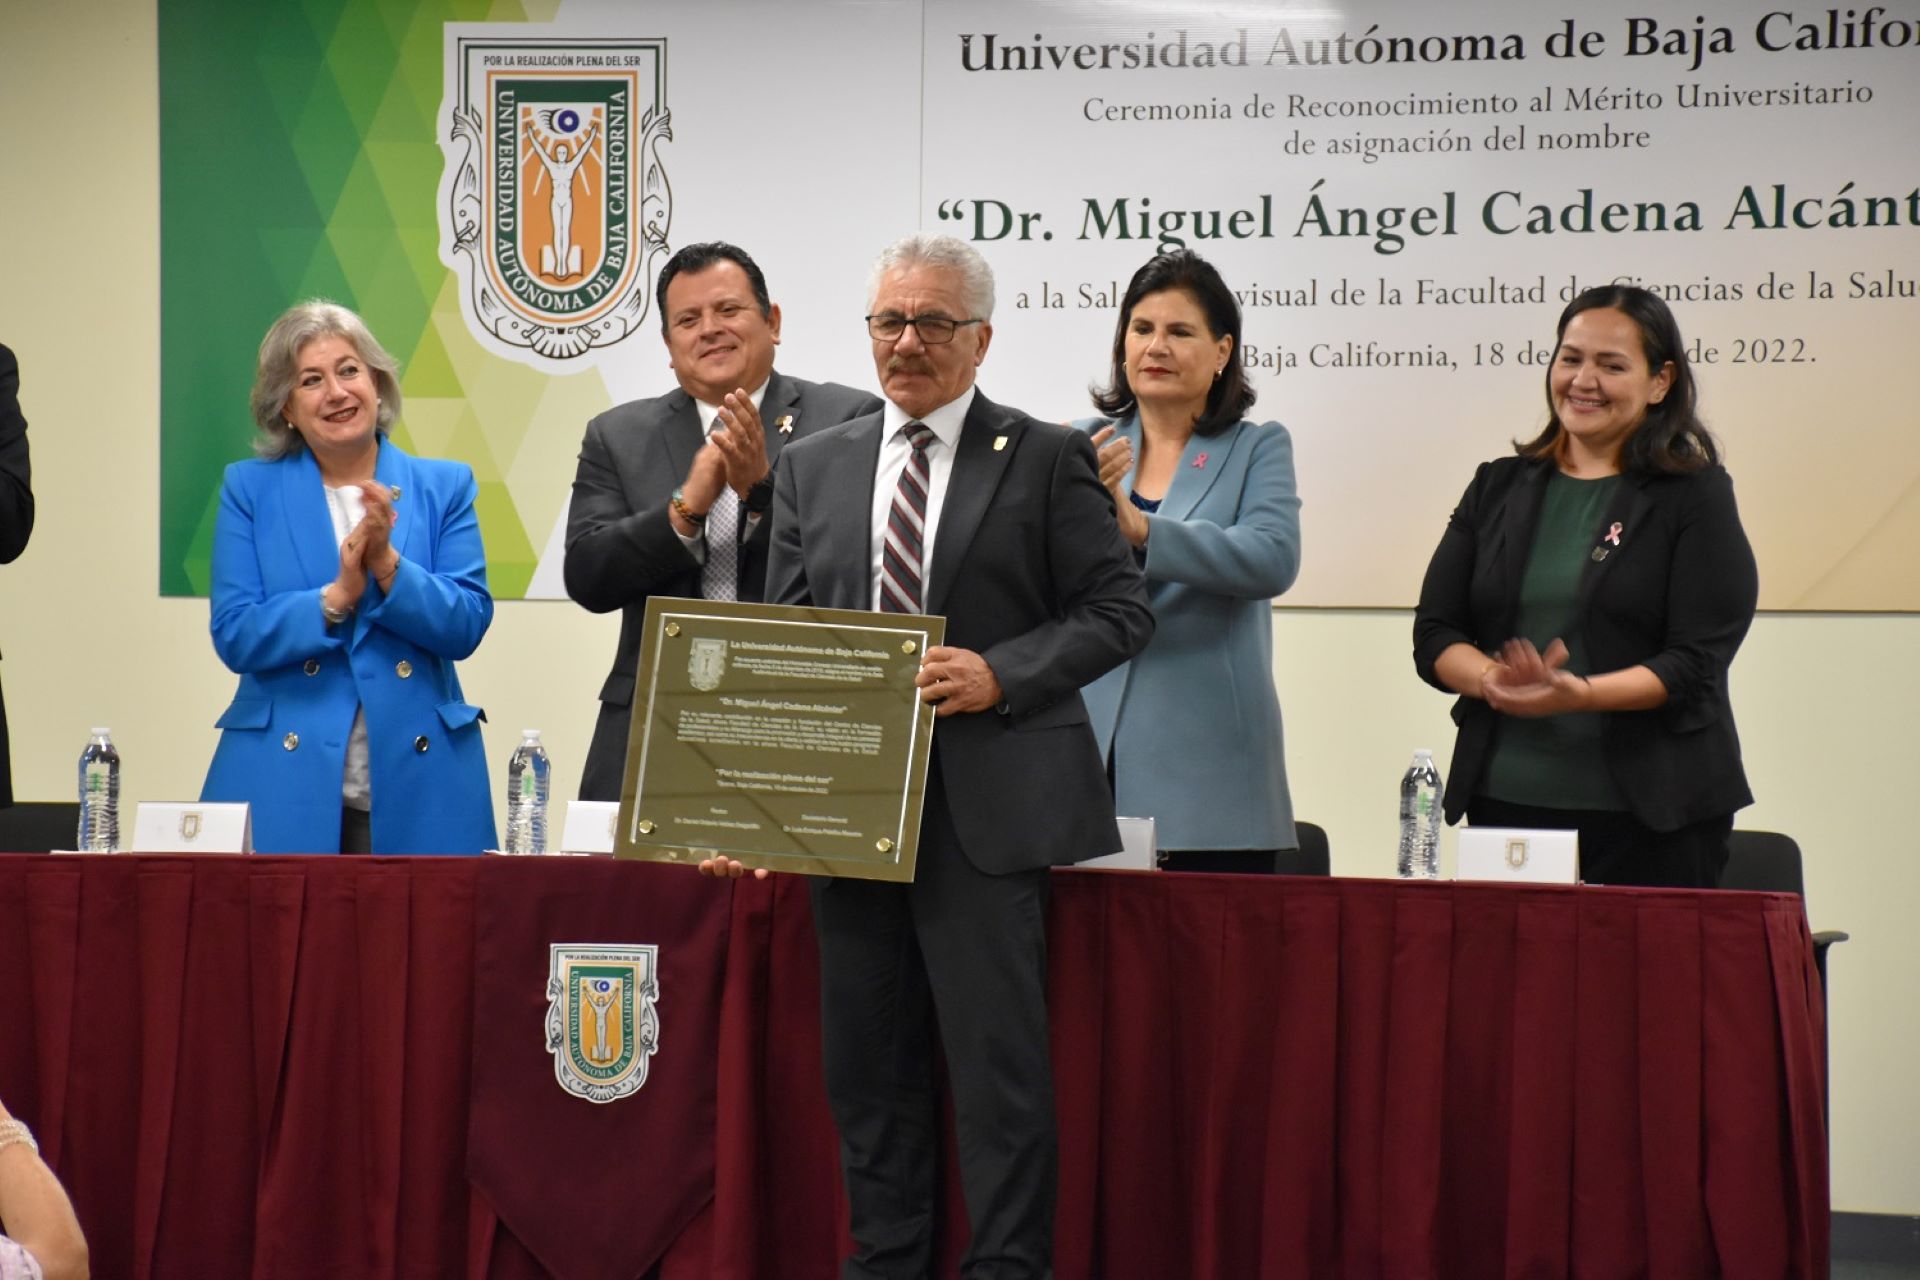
1719 829 1848 995
0 802 81 853
1719 828 1848 1134
1276 820 1331 876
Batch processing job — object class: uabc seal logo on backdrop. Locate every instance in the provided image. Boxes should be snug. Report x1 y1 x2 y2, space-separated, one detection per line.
440 30 673 365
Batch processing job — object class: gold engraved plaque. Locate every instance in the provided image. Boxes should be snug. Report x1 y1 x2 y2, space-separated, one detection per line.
616 597 945 882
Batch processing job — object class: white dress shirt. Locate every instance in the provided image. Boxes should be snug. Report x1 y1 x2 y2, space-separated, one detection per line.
869 386 975 611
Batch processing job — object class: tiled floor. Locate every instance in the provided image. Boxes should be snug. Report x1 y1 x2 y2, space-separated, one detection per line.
1832 1262 1920 1279
1832 1212 1920 1278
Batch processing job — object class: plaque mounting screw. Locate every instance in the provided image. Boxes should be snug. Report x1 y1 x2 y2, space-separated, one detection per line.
876 837 894 853
901 640 916 655
637 819 656 835
665 622 681 637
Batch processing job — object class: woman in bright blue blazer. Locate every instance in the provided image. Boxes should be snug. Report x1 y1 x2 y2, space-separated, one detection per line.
1075 252 1302 872
202 301 496 855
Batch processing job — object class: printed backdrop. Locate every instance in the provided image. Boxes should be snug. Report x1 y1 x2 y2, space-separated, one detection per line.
161 0 1920 607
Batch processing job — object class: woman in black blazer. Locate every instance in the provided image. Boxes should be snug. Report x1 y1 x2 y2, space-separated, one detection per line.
1413 285 1757 887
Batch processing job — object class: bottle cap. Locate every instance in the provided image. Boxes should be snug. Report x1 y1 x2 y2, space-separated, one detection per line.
522 729 542 740
90 727 112 737
1413 748 1433 759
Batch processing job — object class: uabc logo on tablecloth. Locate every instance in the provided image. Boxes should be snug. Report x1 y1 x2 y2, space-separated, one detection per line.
440 30 674 364
544 944 660 1103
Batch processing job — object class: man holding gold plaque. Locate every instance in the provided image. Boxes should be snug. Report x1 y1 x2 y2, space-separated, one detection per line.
746 235 1152 1279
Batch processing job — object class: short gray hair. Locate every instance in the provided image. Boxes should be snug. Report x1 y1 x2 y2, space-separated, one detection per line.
866 235 996 322
249 300 402 460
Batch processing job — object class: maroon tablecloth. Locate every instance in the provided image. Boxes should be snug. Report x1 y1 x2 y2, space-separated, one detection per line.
0 856 1827 1279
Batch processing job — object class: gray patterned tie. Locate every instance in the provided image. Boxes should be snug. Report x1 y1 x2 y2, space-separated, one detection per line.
701 482 740 602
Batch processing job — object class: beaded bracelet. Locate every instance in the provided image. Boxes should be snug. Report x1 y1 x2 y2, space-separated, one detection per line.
670 487 708 527
0 1119 38 1156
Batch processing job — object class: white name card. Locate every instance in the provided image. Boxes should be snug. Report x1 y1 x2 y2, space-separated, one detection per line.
1455 826 1579 884
560 800 620 856
131 802 252 854
1079 815 1159 871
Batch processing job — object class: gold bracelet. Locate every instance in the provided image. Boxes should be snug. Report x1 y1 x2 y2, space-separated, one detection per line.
0 1119 37 1156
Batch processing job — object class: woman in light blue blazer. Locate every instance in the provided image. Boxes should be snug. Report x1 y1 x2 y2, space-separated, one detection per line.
1076 252 1302 873
201 301 496 854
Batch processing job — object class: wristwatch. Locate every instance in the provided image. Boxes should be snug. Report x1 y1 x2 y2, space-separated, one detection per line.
320 589 351 626
743 474 775 516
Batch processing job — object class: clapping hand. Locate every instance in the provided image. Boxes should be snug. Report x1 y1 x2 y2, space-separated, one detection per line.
1483 637 1594 718
356 481 400 588
334 526 370 605
710 390 771 498
328 483 399 612
1089 425 1149 547
670 442 730 537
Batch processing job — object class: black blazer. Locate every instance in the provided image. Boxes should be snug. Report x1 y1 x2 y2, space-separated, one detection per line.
767 391 1153 873
1413 454 1757 831
563 370 880 799
0 345 33 807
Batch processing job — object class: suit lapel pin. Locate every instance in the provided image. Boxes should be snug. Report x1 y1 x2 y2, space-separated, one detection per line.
993 435 1007 452
1604 521 1623 545
1192 452 1208 469
389 485 402 501
775 414 795 435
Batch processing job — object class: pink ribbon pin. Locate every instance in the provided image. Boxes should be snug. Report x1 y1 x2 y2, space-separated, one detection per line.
1191 452 1208 469
1604 522 1623 546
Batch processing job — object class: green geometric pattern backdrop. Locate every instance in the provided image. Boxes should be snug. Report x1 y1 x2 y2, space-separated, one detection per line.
159 0 589 598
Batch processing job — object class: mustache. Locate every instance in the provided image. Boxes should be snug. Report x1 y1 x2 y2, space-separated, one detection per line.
886 355 938 376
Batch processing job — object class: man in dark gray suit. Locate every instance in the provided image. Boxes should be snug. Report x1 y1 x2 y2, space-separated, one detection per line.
0 345 33 807
756 235 1152 1278
564 243 879 800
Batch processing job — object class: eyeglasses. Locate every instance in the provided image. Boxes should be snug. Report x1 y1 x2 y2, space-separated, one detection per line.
865 313 984 345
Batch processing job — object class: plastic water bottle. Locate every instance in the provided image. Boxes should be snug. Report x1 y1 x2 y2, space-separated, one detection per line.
505 730 551 855
77 728 121 853
1397 749 1443 879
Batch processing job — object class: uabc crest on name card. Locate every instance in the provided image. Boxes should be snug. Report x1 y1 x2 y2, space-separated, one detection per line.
440 31 673 364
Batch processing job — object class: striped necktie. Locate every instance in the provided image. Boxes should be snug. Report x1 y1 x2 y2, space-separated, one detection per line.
880 421 936 613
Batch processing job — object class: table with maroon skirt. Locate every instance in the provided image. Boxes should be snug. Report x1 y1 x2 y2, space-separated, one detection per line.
0 854 1828 1279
